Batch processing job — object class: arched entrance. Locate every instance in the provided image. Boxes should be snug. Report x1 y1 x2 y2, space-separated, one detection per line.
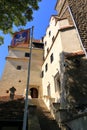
30 88 38 98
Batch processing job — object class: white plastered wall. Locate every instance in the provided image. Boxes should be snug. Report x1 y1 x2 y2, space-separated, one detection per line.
42 18 81 109
42 32 63 108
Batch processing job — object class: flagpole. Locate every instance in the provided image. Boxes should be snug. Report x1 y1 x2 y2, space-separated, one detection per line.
22 26 34 130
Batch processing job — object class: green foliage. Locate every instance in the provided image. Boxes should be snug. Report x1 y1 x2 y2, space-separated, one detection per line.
0 36 4 45
0 0 41 44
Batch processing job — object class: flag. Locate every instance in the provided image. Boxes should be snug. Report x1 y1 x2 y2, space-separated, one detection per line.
11 29 30 47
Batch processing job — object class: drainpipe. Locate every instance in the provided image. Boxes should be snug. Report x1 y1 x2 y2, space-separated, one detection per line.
22 26 34 130
68 6 87 58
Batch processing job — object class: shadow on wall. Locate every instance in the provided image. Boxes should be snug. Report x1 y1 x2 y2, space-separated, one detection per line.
59 52 87 109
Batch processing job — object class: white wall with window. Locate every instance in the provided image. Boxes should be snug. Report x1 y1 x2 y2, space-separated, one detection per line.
43 16 59 58
42 31 63 108
42 16 82 109
43 17 70 59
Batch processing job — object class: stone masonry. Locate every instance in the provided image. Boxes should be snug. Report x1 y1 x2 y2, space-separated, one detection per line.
68 0 87 49
56 0 87 50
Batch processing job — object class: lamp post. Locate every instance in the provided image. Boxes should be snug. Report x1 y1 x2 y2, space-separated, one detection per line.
22 26 34 130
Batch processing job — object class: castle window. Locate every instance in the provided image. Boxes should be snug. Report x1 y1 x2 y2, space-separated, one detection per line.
41 71 44 78
45 63 48 72
52 36 55 42
49 31 51 37
45 41 47 46
47 84 51 97
17 66 21 70
25 52 30 57
19 80 21 82
54 73 61 93
50 53 54 63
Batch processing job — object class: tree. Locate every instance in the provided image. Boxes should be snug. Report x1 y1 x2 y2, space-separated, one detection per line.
0 0 41 44
0 36 4 45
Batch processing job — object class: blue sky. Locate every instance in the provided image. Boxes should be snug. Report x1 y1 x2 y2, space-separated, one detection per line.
0 0 57 79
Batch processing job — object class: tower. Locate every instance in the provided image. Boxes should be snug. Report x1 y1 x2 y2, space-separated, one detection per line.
0 30 44 98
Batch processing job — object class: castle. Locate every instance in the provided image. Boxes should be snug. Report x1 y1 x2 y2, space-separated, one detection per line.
0 0 87 130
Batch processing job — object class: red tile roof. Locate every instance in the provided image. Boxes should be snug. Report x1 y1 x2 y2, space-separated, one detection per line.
64 50 85 58
59 25 74 31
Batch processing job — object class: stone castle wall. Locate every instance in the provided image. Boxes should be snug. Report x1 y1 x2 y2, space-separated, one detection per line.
68 0 87 48
56 0 87 49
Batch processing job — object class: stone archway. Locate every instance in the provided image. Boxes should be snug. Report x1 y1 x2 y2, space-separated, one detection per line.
30 88 38 98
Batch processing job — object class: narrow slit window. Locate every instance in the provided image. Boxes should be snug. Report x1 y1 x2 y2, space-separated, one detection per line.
50 53 54 63
25 53 30 57
17 66 21 70
41 71 44 78
49 31 51 37
45 63 48 72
